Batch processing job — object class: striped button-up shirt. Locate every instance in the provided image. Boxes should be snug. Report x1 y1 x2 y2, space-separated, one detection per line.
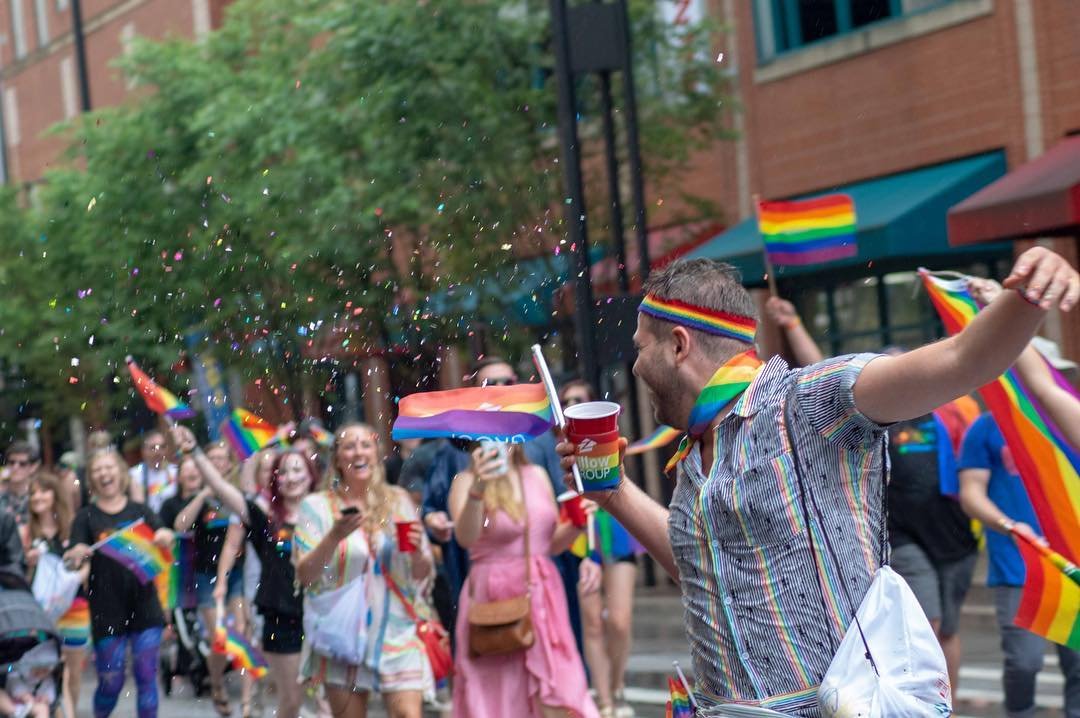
669 354 888 717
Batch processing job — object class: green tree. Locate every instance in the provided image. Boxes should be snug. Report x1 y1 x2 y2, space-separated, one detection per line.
0 0 732 426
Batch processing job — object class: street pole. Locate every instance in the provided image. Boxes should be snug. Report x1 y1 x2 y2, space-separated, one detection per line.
71 0 92 112
550 0 600 391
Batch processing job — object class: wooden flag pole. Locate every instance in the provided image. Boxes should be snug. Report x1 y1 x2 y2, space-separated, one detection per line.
753 194 779 297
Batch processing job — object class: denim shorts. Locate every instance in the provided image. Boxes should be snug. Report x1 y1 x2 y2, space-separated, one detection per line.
193 569 244 609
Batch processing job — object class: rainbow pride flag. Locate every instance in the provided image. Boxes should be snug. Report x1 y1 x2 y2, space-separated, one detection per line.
921 272 1080 566
666 676 694 718
94 520 172 585
1012 529 1080 650
757 194 857 266
213 624 268 679
220 409 278 460
126 357 195 420
167 534 197 611
392 383 554 443
626 425 681 456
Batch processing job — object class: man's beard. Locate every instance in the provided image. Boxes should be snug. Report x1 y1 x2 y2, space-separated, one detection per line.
648 368 684 430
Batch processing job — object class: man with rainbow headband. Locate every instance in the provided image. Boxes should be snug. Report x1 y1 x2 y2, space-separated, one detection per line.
558 250 1079 717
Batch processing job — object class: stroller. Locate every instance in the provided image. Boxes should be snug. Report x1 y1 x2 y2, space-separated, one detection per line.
0 574 64 717
160 605 212 697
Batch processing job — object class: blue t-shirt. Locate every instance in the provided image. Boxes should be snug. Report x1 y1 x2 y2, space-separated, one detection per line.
958 413 1041 587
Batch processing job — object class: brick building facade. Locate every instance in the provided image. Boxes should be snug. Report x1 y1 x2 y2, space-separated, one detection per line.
0 0 231 184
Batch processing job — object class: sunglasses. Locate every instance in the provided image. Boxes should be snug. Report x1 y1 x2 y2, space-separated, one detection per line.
7 459 35 467
483 377 516 387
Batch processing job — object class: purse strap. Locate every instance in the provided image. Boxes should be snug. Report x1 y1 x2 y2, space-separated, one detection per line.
384 572 421 623
467 464 531 600
782 384 883 677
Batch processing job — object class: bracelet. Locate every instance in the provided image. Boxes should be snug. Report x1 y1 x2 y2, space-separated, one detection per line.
998 517 1015 533
467 488 485 502
1015 287 1045 309
781 316 800 330
181 446 197 456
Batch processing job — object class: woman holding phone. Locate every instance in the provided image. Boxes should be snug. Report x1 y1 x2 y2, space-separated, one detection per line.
294 423 436 718
449 441 599 718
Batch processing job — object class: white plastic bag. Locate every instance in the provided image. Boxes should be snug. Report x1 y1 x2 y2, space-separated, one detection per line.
818 566 951 718
31 553 82 623
303 577 369 666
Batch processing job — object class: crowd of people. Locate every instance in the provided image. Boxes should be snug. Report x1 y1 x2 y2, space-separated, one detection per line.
0 247 1075 718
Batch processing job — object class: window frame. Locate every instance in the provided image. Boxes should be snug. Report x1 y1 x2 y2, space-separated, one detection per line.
755 0 917 62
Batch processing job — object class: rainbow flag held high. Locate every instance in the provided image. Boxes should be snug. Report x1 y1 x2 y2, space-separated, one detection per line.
126 357 195 420
307 422 333 447
626 425 681 456
757 194 857 266
1012 529 1080 650
93 520 172 585
921 272 1080 566
665 676 694 718
213 624 269 679
392 383 554 443
220 409 278 460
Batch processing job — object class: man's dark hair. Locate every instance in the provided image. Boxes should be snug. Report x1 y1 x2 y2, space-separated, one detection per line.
467 356 514 387
4 441 39 464
641 258 759 355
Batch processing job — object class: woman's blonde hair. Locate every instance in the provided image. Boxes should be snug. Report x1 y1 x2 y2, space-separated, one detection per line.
473 444 530 524
328 423 397 535
28 471 73 543
86 449 131 496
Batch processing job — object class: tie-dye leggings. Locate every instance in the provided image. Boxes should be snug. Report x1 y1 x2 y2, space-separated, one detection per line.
92 627 162 718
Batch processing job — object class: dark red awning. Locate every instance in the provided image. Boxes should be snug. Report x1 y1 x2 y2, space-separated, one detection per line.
948 136 1080 245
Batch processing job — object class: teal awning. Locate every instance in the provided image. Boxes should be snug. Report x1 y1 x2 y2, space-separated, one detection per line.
688 152 1012 286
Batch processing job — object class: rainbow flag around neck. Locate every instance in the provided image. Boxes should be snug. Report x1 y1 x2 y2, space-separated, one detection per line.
666 676 694 718
627 425 681 456
126 357 196 420
757 194 857 266
922 271 1080 648
94 520 171 585
213 624 268 678
220 409 277 460
1012 529 1080 650
392 383 554 443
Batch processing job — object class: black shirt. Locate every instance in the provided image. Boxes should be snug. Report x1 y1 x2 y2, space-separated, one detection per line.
887 414 977 565
243 499 302 617
70 501 165 640
160 493 242 577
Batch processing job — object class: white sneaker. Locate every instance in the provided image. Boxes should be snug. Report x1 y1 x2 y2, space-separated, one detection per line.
614 692 635 718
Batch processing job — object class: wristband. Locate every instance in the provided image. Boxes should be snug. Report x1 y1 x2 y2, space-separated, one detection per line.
1015 287 1045 309
998 517 1015 533
467 488 485 502
781 316 800 330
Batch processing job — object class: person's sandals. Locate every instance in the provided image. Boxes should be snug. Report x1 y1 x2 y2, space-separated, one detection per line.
598 706 616 718
613 690 635 718
212 686 231 717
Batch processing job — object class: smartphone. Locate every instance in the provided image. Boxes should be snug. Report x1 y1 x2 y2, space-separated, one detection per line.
340 506 359 516
479 439 509 475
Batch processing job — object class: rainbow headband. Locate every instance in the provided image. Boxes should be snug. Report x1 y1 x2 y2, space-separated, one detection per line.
638 294 757 344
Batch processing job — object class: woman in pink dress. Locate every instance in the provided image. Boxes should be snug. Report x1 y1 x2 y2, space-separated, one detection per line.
449 442 600 718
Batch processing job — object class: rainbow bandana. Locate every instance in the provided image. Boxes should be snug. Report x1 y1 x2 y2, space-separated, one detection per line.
639 294 757 344
665 350 764 474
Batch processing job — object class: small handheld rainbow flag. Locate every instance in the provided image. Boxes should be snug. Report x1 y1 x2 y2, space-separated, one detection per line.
126 357 195 420
626 425 681 456
757 194 857 266
1012 528 1080 650
220 409 278 461
166 534 197 611
392 383 554 443
666 676 695 718
213 624 269 678
92 519 171 585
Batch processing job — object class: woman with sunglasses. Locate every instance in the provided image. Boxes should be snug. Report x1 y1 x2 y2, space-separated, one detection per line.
560 380 643 718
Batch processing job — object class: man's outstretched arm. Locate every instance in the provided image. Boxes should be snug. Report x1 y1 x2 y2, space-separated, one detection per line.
854 247 1079 425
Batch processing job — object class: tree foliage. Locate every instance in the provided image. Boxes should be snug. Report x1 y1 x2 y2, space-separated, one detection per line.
0 0 732 425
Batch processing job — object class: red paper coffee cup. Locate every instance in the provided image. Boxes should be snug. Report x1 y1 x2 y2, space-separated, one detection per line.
560 493 588 528
395 521 419 553
564 401 621 435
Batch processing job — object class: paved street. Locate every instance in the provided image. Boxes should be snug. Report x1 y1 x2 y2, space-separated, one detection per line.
80 559 1071 717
